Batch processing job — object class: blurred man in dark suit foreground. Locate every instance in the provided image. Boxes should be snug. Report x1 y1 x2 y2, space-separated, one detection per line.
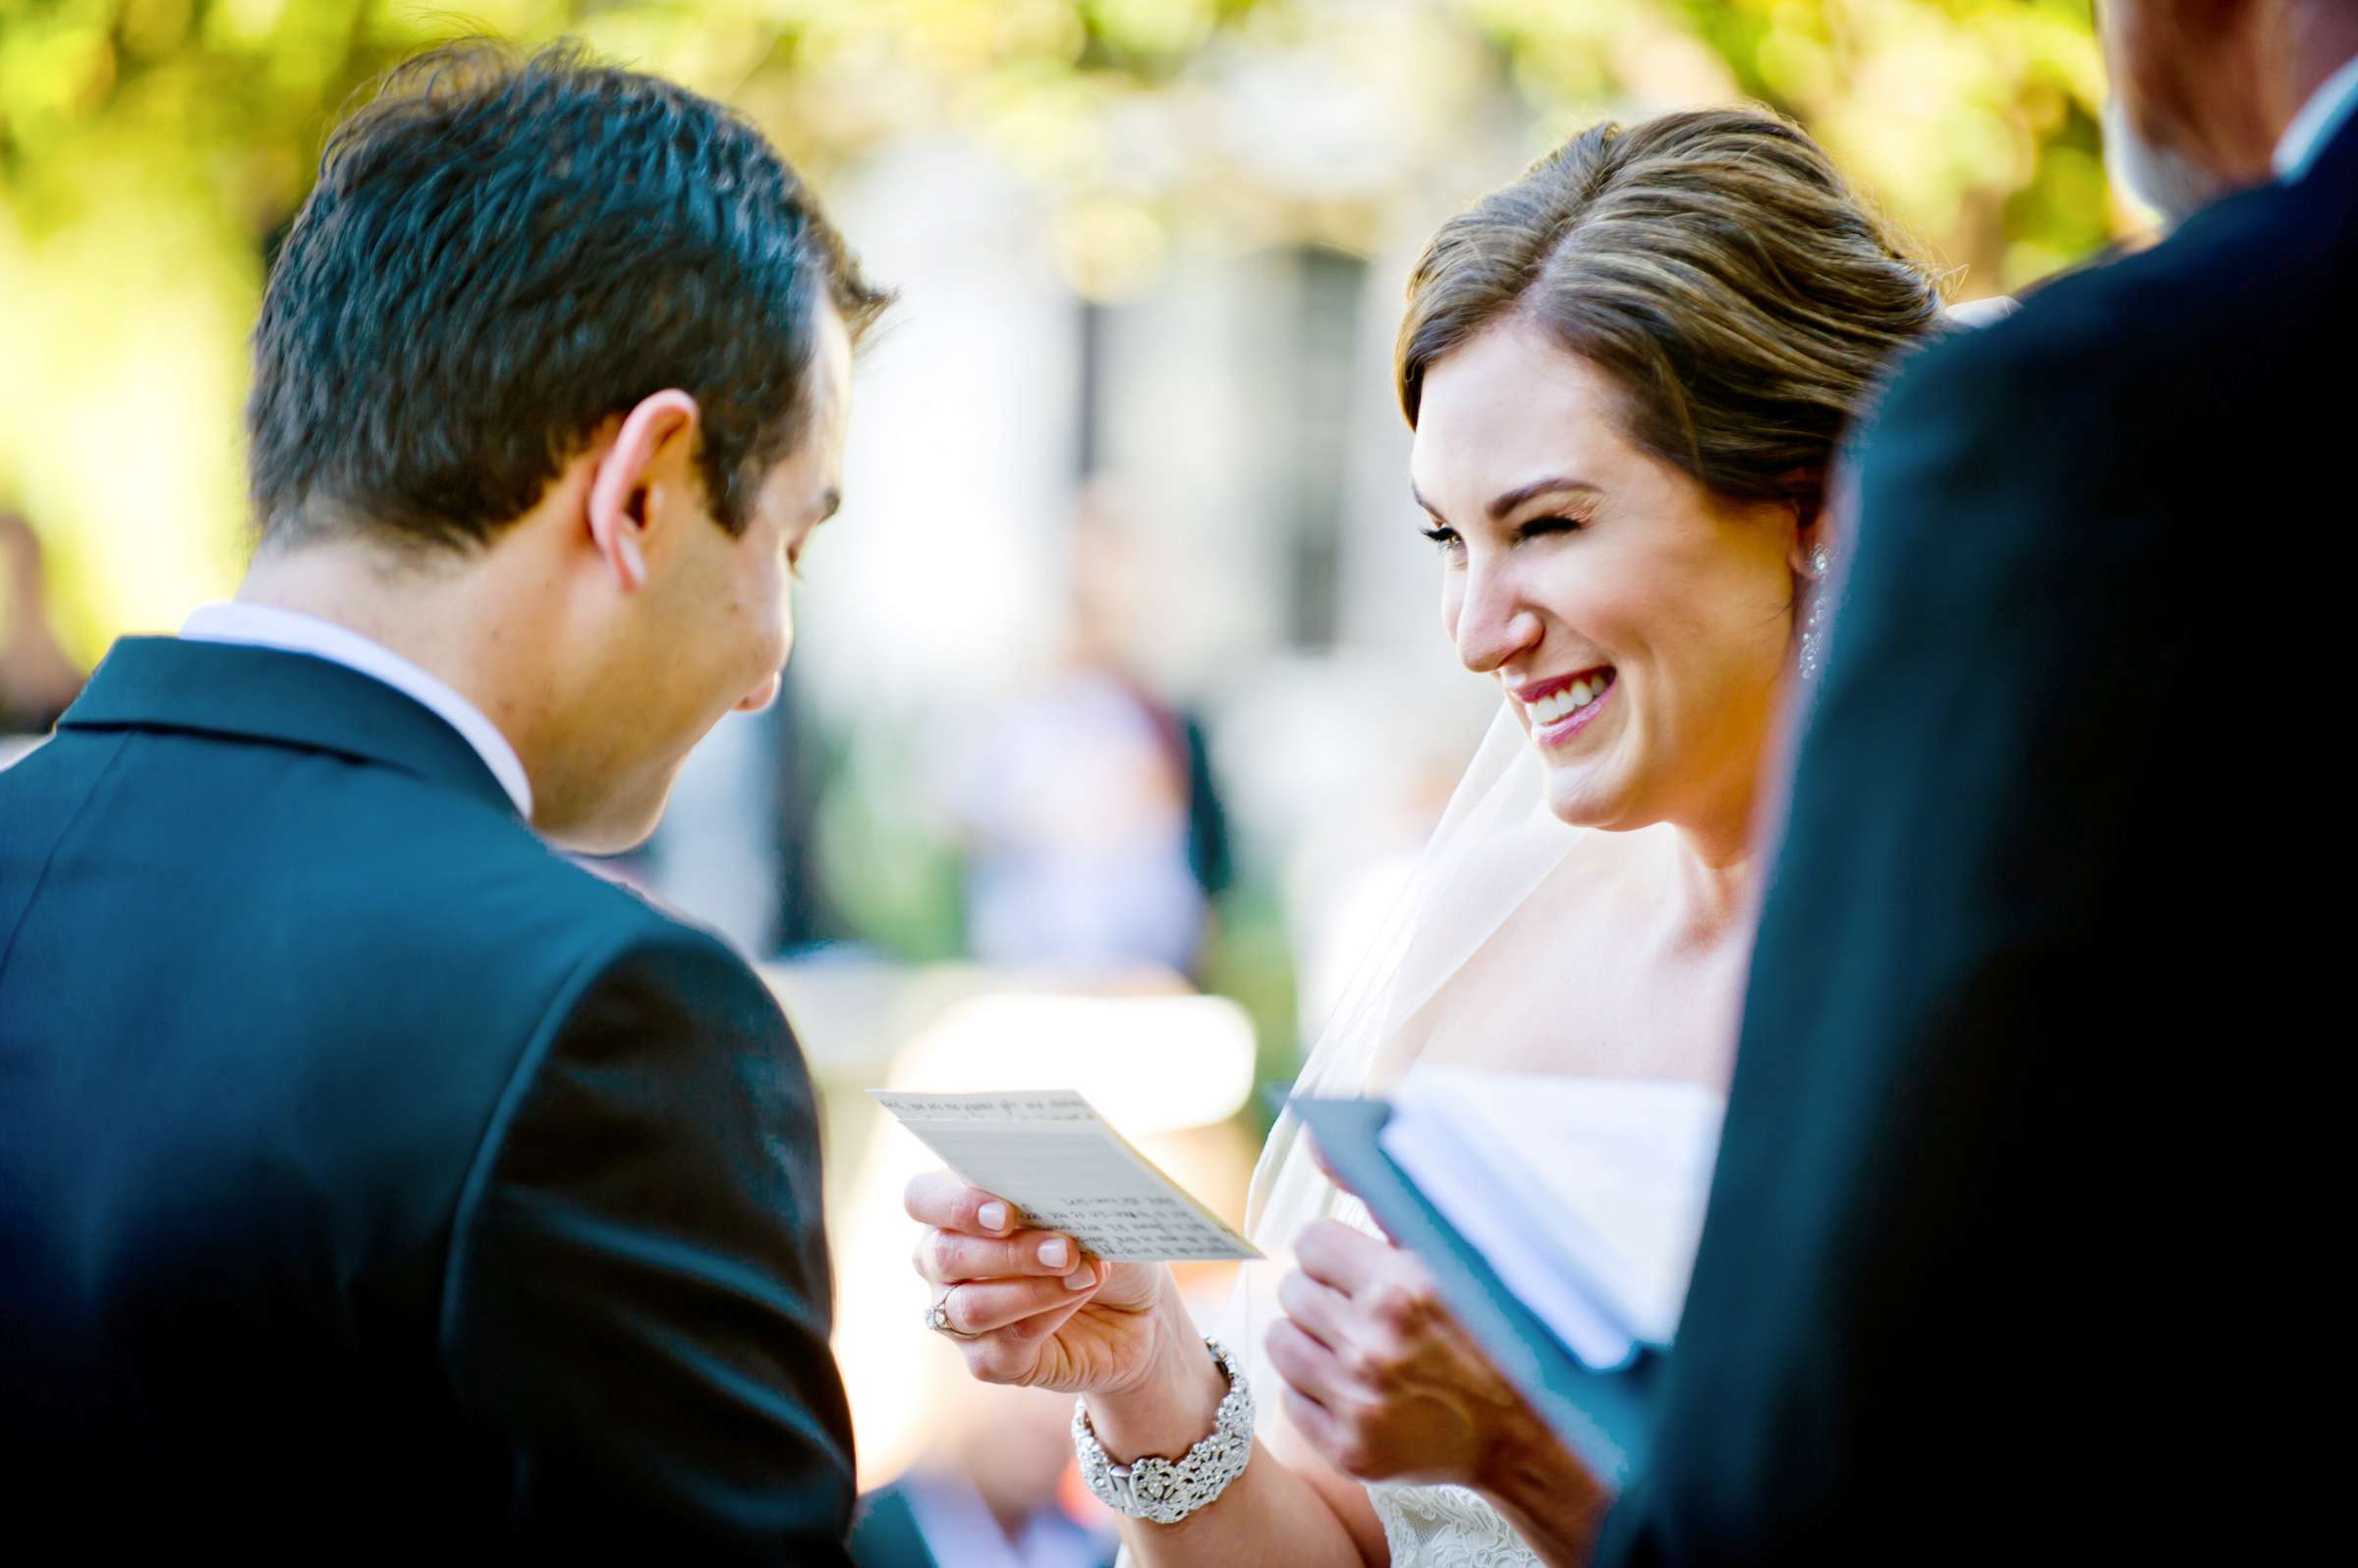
1597 2 2356 1563
0 41 887 1559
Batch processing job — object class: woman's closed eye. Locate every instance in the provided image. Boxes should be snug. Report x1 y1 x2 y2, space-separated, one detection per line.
1421 515 1583 561
1514 515 1583 540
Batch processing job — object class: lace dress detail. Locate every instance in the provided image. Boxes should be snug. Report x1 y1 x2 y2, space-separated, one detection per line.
1370 1481 1543 1568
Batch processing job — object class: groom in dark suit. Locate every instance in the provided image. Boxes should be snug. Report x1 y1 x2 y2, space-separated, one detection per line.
1597 2 2354 1563
0 42 887 1558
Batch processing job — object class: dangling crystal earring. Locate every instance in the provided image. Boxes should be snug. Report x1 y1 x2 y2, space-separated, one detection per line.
1796 541 1832 683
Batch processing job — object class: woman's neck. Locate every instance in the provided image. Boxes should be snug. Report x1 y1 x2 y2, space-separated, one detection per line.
1653 753 1765 953
1664 828 1755 952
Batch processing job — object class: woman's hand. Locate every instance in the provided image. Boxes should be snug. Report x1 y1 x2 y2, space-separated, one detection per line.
1265 1217 1550 1490
904 1169 1173 1395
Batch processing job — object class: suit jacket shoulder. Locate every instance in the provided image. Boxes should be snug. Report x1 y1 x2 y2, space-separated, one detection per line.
437 908 855 1557
1875 144 2350 502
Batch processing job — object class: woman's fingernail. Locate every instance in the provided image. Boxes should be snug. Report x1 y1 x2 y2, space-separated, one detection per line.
1038 1238 1070 1269
1065 1264 1097 1291
978 1202 1008 1233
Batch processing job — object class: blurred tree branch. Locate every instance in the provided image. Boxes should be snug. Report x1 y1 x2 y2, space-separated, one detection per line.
0 0 2120 656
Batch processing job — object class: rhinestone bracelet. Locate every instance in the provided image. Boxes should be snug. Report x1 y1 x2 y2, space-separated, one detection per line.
1072 1337 1256 1525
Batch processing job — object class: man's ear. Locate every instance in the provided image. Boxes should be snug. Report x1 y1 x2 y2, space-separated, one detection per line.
586 389 700 592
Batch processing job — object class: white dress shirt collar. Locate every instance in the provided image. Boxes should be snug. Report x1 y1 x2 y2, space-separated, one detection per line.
2275 52 2358 182
181 602 533 817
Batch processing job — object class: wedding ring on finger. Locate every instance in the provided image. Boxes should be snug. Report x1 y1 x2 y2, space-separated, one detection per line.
925 1293 982 1340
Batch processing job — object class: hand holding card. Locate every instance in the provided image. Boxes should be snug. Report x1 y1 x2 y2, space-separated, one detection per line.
893 1090 1253 1401
872 1089 1260 1262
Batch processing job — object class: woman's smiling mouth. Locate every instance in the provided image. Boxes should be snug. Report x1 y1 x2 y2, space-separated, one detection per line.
1515 666 1617 747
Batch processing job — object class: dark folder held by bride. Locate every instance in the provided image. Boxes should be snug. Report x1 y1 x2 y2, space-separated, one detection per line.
1293 1069 1726 1481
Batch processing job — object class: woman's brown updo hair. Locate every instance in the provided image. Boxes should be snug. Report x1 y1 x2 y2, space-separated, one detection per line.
1397 107 1944 506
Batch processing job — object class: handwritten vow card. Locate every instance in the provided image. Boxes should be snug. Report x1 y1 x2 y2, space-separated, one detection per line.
870 1090 1261 1262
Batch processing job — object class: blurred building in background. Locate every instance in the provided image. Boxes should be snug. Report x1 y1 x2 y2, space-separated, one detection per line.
0 0 2133 1500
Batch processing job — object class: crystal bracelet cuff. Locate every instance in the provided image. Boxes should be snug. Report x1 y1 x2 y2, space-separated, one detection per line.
1072 1337 1255 1524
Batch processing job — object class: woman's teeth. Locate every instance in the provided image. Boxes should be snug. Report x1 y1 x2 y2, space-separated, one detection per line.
1527 673 1611 726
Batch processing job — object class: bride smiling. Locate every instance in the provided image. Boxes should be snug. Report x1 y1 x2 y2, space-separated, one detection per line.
904 107 1946 1566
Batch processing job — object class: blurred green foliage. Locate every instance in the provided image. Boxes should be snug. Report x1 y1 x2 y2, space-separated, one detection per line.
1197 880 1304 1138
0 0 2118 657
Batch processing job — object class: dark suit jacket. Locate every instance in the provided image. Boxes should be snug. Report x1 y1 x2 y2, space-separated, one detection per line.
1596 111 2356 1566
0 638 854 1559
848 1483 939 1568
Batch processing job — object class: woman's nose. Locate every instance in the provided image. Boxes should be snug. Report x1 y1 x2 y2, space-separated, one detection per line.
1452 560 1542 675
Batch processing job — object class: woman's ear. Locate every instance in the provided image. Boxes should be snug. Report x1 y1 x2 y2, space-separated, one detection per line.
586 389 700 592
1778 468 1832 580
1790 505 1831 581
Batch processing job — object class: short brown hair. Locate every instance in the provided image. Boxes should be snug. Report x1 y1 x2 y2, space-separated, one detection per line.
1397 108 1942 505
249 39 891 552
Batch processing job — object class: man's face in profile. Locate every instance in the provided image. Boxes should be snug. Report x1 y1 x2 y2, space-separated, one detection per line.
548 299 855 853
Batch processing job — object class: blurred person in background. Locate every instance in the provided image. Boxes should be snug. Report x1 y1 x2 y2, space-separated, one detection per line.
954 483 1229 980
906 108 1949 1568
1597 3 2358 1564
0 40 887 1557
851 1382 1116 1568
0 507 84 736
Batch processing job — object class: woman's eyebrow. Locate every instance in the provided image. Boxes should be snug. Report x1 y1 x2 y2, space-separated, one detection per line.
1409 476 1601 523
1486 476 1601 519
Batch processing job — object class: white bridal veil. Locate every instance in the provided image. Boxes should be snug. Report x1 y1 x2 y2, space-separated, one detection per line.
1246 703 1575 1241
1219 700 1590 1458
